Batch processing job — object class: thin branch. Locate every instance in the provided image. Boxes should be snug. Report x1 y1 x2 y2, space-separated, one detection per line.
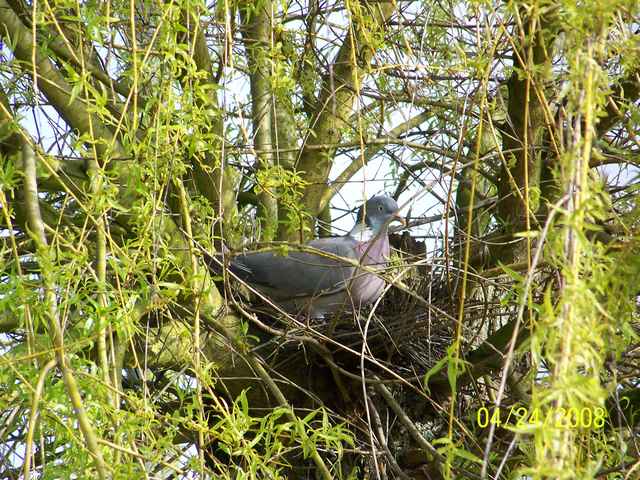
211 318 335 480
319 110 432 211
597 70 640 137
297 1 396 217
0 0 122 158
21 141 107 479
374 379 480 480
22 359 56 480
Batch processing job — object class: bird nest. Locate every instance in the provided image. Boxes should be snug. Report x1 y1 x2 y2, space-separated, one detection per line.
241 233 459 381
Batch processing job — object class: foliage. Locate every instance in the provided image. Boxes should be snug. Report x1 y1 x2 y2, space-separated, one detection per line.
0 0 639 479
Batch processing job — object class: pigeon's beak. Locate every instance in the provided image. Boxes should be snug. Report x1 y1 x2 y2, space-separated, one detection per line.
392 211 406 227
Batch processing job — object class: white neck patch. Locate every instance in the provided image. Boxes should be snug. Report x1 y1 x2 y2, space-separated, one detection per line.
348 223 378 242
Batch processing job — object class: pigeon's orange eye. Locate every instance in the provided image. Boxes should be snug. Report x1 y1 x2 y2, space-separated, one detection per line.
378 205 383 211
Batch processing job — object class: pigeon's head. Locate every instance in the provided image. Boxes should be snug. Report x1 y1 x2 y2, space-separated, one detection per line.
356 195 404 233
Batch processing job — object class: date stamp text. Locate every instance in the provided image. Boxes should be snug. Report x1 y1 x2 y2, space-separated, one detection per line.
476 406 606 429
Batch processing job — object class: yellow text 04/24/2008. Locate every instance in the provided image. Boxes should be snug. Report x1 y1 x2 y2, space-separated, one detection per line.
475 405 607 430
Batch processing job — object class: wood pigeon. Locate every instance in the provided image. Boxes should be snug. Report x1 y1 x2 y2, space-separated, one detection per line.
220 195 404 317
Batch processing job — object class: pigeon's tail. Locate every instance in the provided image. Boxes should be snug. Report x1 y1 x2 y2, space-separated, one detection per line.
227 258 253 281
200 249 225 276
181 231 251 281
199 248 252 281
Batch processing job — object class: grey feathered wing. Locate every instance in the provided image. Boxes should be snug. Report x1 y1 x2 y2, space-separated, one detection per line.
230 236 359 300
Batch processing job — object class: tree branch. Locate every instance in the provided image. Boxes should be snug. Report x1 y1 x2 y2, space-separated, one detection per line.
425 318 530 397
241 1 278 240
597 69 640 136
0 0 122 159
21 141 107 480
296 1 396 223
178 5 239 238
319 110 431 211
